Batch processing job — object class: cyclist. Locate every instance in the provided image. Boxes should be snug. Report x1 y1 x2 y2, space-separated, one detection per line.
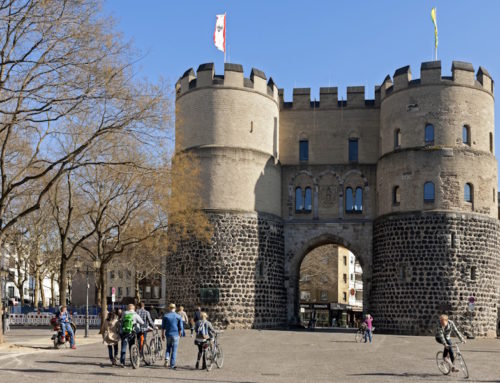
194 312 215 369
137 302 155 342
59 306 76 349
119 304 144 367
435 314 466 373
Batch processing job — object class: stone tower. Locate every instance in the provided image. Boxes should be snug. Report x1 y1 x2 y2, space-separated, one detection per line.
169 63 287 328
372 61 500 337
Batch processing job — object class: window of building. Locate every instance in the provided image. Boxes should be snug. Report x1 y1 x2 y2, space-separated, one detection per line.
425 124 434 145
354 187 363 211
342 292 347 302
126 287 130 296
394 129 401 148
118 270 123 279
462 125 471 145
295 187 304 212
145 285 152 298
424 182 435 203
8 286 14 298
350 274 354 281
470 266 477 281
320 274 328 284
110 271 115 280
348 138 358 162
300 291 310 301
320 291 328 301
117 287 122 297
343 273 347 283
299 140 309 161
153 286 160 298
393 186 401 205
345 187 354 212
304 187 312 212
490 132 494 153
464 183 473 203
109 287 112 296
126 270 132 279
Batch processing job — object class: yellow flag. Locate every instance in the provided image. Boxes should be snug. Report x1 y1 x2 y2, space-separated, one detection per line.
431 7 438 49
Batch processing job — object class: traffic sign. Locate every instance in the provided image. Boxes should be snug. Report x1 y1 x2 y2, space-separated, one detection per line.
111 294 115 303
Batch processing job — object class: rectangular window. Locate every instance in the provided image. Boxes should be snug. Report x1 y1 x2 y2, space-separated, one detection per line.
118 270 123 279
109 287 112 296
320 291 328 301
343 273 347 283
350 274 354 281
343 256 347 266
348 138 358 162
8 286 14 298
299 140 309 161
343 292 347 302
153 286 160 298
110 271 115 280
126 287 130 296
117 287 122 297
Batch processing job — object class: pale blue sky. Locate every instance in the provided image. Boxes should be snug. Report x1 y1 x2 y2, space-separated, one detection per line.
104 0 500 163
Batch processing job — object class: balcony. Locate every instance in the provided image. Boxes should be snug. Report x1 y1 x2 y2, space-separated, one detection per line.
354 281 363 290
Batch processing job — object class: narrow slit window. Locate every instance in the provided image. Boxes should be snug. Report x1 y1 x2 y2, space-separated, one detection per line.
394 129 401 148
304 187 312 212
345 187 354 212
462 125 471 146
354 187 363 212
464 183 473 203
425 124 434 145
424 182 435 203
299 140 309 161
393 186 401 205
295 187 304 212
348 138 358 162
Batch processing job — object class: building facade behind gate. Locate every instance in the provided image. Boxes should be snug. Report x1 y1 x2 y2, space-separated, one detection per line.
167 60 500 337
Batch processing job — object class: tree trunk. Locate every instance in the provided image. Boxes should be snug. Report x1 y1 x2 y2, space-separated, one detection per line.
0 282 4 344
99 263 107 334
50 274 56 307
135 274 141 304
58 258 68 306
33 268 40 308
39 274 46 308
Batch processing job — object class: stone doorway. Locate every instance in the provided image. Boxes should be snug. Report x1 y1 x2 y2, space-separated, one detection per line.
283 225 373 325
298 244 364 329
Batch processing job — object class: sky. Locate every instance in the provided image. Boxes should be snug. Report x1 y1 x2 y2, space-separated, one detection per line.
104 0 500 162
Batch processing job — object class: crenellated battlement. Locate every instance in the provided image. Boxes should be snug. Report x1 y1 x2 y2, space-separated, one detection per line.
380 61 494 100
278 85 378 110
175 62 279 102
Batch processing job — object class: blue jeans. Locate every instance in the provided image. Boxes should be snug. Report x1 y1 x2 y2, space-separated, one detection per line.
165 335 180 367
120 334 133 364
61 322 75 346
443 338 455 362
364 329 372 343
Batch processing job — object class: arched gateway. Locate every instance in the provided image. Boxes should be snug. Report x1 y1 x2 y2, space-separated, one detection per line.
168 60 500 337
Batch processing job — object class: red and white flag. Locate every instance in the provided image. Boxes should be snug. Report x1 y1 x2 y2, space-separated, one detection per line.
214 14 226 53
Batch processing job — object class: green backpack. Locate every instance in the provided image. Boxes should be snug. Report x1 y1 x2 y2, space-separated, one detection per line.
122 312 134 334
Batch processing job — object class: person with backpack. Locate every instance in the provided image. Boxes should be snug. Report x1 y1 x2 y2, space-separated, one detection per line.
118 304 144 367
161 303 183 369
194 312 215 369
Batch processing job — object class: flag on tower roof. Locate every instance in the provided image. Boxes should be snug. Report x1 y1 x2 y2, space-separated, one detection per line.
214 14 226 53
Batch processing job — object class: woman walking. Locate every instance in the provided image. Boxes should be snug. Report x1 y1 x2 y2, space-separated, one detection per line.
178 306 189 337
103 310 121 365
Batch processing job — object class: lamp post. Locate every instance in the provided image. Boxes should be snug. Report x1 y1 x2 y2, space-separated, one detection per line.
85 265 89 338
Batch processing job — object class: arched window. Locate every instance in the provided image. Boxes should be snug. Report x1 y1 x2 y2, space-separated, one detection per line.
295 187 303 212
393 186 400 205
394 129 401 148
304 187 312 212
464 183 473 203
424 182 435 203
425 124 434 145
490 132 493 153
354 187 363 212
345 187 354 212
462 125 470 145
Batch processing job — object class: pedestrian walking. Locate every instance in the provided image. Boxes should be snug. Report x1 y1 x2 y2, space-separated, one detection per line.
178 306 189 337
364 314 373 343
119 304 144 367
194 312 215 369
137 302 155 342
191 306 202 336
102 310 120 366
162 303 183 369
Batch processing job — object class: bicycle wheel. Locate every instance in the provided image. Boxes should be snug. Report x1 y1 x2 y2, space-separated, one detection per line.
455 353 469 379
215 344 224 368
355 331 363 343
142 343 153 366
130 344 140 369
205 348 214 371
157 336 164 358
436 351 450 375
149 338 158 363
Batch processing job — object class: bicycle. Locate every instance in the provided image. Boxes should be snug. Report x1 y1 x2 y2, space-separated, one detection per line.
436 340 469 379
202 331 224 371
148 327 163 364
355 327 365 342
128 329 153 369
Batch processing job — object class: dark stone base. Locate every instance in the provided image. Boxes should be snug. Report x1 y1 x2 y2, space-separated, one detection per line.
165 210 287 329
371 212 500 337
